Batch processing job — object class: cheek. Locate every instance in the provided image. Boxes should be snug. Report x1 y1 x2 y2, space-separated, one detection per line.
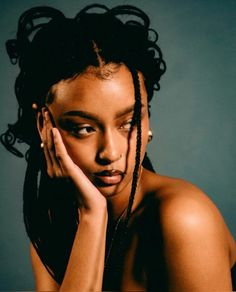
140 131 149 163
141 115 149 149
128 118 149 165
59 132 95 168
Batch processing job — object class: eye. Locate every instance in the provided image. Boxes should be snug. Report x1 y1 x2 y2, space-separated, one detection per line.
71 125 95 137
120 119 133 131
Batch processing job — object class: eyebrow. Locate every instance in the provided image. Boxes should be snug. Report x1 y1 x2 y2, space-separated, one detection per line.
61 104 145 122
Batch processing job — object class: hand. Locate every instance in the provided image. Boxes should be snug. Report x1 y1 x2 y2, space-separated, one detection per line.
41 108 107 213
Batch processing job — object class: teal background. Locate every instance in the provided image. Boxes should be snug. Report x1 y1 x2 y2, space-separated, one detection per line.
0 0 235 290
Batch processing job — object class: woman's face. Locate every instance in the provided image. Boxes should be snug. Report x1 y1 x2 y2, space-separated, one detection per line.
46 64 149 198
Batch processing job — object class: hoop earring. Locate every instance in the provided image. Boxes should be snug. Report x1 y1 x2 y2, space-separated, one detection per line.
148 130 153 142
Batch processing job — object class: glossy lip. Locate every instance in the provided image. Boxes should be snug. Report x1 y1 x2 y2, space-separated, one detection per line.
93 169 125 186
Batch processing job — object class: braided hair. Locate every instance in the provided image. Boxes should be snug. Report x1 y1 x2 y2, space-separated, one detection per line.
1 4 166 284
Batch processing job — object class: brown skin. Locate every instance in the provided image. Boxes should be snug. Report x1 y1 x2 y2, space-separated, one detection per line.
33 64 236 291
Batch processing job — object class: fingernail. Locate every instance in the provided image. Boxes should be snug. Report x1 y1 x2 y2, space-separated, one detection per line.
42 108 48 121
42 107 45 117
44 111 47 119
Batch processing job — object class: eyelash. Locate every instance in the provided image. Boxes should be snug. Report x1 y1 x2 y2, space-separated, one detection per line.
69 119 135 138
120 119 134 130
71 125 95 137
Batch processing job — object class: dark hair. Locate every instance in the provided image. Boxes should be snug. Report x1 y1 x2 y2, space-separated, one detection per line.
1 4 166 285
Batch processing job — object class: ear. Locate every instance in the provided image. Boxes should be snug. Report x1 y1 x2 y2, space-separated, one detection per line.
36 110 44 141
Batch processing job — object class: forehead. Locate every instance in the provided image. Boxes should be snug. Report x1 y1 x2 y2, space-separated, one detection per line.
48 64 147 116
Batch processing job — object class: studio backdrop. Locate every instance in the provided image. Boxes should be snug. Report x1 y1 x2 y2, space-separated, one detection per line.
0 0 235 290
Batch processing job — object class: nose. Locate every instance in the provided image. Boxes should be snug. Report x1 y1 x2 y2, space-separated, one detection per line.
96 130 122 165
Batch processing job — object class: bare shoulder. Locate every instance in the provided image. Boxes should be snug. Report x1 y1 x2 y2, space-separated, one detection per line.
142 170 235 289
142 170 236 267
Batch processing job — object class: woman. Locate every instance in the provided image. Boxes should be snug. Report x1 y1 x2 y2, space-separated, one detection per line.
1 4 235 291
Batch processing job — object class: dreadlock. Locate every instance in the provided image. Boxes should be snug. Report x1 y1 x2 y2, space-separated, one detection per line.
1 4 166 285
125 68 142 226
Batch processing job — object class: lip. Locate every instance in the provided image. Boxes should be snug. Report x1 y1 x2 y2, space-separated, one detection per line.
93 170 125 186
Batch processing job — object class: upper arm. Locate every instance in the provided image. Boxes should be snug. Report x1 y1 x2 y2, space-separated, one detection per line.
159 185 232 291
30 242 60 291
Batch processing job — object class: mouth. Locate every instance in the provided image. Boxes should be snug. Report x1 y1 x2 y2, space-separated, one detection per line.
93 169 125 186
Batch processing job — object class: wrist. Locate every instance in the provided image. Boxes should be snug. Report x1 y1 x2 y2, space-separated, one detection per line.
78 202 108 222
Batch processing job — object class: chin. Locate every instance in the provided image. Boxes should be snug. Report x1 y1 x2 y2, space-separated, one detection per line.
88 172 133 198
96 178 131 198
97 185 123 198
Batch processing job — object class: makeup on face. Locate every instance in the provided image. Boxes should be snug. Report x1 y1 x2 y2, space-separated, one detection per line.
93 169 125 187
56 104 146 139
44 65 149 197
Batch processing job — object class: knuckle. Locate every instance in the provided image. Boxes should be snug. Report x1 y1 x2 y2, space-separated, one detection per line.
47 168 53 178
48 144 54 152
55 170 62 178
55 152 63 161
44 140 49 148
53 136 58 144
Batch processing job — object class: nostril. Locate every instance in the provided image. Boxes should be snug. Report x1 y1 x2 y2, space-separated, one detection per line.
96 153 122 165
96 146 122 165
96 152 121 165
96 131 122 164
96 157 111 166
